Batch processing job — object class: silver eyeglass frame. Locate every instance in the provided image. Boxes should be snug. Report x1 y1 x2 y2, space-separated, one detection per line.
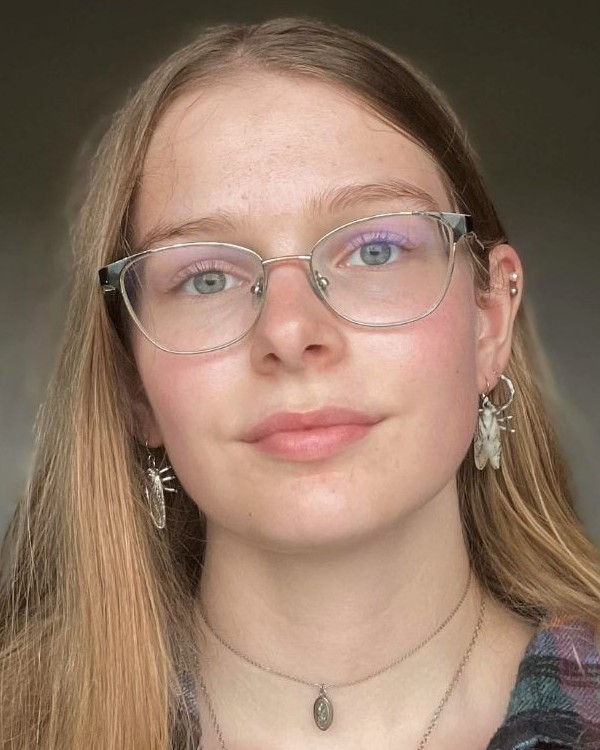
98 211 476 355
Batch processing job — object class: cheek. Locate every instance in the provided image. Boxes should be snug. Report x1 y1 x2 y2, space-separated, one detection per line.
362 271 479 470
134 338 240 460
409 281 479 466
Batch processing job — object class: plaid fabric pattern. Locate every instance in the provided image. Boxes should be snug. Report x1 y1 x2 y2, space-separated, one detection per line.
487 617 600 750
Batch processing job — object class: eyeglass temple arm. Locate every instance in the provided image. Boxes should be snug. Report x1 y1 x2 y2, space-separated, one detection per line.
98 260 130 338
439 212 473 242
98 257 129 293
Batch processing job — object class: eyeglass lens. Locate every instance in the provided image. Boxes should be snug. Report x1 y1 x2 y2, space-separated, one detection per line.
122 214 455 354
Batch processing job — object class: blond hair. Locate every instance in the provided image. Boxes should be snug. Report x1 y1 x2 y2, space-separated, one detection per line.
1 17 598 749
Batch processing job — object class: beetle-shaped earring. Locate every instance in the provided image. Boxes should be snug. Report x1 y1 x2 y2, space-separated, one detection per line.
474 373 516 470
144 443 176 529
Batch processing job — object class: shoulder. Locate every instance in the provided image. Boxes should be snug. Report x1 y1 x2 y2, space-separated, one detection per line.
486 616 600 750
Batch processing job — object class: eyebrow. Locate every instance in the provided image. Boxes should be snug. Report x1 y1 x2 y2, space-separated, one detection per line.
134 178 441 252
309 178 440 216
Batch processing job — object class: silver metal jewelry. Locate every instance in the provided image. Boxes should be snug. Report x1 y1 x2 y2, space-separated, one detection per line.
197 593 486 750
509 271 519 297
474 373 516 470
197 569 472 731
144 444 176 529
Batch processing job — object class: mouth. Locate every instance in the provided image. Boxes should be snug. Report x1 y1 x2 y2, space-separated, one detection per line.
242 407 382 461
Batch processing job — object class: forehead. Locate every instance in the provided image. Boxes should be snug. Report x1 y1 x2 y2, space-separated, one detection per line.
133 73 451 246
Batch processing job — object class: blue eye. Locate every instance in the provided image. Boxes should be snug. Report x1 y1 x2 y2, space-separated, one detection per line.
186 270 230 294
172 260 244 296
345 233 406 267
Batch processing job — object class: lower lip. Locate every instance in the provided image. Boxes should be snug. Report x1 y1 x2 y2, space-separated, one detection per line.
249 424 375 461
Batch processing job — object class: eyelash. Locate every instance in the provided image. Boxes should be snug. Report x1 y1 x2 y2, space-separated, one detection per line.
341 230 409 259
169 259 240 289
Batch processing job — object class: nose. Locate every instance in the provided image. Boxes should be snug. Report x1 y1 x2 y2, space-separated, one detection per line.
249 260 347 375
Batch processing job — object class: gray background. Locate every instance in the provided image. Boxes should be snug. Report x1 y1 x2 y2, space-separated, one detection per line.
1 1 599 541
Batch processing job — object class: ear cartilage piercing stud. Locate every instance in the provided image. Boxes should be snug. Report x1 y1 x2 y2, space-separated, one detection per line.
509 271 519 297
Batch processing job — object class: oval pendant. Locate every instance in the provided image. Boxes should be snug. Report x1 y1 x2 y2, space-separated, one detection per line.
313 687 333 731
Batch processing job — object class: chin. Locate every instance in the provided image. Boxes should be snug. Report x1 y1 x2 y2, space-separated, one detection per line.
228 482 416 554
249 518 385 555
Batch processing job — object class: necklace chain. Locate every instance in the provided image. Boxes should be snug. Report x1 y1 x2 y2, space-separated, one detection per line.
197 594 486 750
414 595 485 749
197 568 472 691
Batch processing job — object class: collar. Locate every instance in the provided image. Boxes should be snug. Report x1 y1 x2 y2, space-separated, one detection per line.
486 617 600 750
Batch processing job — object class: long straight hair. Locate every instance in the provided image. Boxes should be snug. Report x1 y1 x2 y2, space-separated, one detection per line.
1 17 599 749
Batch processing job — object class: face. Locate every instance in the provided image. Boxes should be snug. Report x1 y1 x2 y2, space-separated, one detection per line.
131 73 484 552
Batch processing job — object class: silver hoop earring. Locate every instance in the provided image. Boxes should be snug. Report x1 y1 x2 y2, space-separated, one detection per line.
144 444 176 529
474 373 516 470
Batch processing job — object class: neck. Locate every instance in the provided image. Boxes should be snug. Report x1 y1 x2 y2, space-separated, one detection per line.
198 485 473 685
192 484 537 750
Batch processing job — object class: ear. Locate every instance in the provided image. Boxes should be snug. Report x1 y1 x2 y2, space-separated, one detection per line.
132 389 163 449
475 243 524 392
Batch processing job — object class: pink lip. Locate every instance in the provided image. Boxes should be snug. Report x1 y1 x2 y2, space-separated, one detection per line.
242 408 381 461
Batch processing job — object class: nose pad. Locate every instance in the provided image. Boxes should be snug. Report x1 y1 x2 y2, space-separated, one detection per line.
312 270 330 298
250 277 264 299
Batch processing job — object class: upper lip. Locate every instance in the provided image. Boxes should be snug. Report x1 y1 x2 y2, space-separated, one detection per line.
242 407 381 442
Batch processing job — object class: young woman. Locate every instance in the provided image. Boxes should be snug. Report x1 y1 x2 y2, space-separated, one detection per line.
1 17 599 750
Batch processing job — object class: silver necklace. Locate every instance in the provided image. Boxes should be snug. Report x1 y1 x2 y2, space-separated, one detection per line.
197 569 473 732
197 593 486 750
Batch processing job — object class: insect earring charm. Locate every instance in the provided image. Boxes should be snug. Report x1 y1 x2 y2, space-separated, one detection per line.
144 445 176 529
474 373 516 470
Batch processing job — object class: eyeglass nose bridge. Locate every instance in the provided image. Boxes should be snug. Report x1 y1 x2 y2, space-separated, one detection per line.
250 253 330 300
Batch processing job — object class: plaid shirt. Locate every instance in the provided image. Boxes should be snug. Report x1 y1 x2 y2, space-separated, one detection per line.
176 616 600 749
487 617 600 750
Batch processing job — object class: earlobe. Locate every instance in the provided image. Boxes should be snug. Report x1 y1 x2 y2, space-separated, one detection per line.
133 398 163 448
475 244 523 390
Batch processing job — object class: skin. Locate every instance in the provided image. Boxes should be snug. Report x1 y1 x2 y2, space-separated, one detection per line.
133 73 533 749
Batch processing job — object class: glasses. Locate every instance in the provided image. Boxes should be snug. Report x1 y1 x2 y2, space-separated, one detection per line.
98 211 475 354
